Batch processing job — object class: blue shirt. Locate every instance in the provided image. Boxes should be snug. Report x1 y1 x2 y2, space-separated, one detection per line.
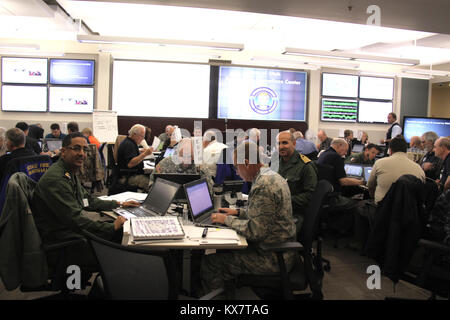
295 138 318 155
45 133 67 140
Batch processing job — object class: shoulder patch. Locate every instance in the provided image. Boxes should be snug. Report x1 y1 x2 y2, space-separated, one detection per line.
64 172 71 180
299 154 311 164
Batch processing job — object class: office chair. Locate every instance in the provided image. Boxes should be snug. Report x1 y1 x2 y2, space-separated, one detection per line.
235 180 333 300
0 154 52 215
0 173 89 298
105 143 115 188
98 142 108 185
78 144 105 194
82 230 178 299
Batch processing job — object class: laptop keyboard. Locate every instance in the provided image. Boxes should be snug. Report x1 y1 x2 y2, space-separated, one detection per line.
128 207 157 217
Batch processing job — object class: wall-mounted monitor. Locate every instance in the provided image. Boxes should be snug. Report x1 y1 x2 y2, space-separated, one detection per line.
112 60 210 118
321 98 357 122
359 76 394 100
1 85 47 112
358 100 392 123
322 73 358 98
48 86 94 113
49 59 95 85
1 57 48 84
403 116 450 143
217 66 307 121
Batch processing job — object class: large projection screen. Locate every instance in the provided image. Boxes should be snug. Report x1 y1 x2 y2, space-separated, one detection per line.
112 60 210 118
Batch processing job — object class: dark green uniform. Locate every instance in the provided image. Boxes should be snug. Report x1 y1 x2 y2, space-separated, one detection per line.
32 159 121 271
278 150 318 230
32 159 120 243
346 152 374 165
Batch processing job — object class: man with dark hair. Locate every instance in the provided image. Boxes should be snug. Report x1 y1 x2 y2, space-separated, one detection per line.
67 121 90 144
0 128 36 182
344 129 357 157
381 112 402 148
45 123 67 140
32 132 140 272
15 121 41 155
354 135 425 251
347 143 379 165
368 135 425 204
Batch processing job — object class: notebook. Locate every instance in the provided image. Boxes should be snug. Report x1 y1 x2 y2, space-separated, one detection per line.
130 216 185 241
113 178 180 219
184 178 217 226
344 164 364 179
153 173 201 203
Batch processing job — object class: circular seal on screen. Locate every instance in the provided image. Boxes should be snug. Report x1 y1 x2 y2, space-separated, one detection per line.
249 87 278 115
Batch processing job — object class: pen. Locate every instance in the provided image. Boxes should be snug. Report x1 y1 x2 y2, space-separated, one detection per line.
202 227 208 238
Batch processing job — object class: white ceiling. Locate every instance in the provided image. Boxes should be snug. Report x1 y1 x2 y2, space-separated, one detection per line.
1 0 450 75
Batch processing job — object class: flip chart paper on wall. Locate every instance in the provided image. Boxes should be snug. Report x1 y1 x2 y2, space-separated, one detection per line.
93 110 118 143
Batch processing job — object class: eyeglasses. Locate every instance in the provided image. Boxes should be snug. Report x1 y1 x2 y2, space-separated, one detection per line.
66 145 89 153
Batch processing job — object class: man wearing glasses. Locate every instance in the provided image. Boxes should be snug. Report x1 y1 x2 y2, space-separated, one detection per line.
117 124 154 191
32 132 140 274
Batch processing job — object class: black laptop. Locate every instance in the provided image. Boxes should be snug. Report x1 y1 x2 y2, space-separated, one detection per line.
153 173 201 203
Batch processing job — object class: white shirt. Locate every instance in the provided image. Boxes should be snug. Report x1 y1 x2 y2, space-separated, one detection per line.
203 141 228 176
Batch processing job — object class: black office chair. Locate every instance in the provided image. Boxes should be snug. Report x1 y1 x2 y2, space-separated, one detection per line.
83 230 178 299
235 180 333 300
0 173 89 298
98 142 108 185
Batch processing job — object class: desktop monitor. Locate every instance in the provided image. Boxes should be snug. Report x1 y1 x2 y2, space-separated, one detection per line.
1 57 48 84
321 73 359 98
49 59 95 85
1 85 47 112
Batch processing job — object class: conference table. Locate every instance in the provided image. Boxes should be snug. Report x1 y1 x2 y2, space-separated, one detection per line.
99 191 248 295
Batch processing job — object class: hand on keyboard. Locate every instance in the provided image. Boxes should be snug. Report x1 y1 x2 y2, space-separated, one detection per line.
122 200 141 208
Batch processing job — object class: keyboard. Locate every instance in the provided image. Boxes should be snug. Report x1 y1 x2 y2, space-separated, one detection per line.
127 207 158 217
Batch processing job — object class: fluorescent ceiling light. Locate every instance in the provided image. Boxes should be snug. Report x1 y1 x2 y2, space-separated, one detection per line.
283 47 419 66
77 35 244 51
0 43 39 50
402 68 450 77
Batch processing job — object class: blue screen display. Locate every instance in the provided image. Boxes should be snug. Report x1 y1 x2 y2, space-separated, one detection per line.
218 66 307 121
403 116 450 142
49 59 94 85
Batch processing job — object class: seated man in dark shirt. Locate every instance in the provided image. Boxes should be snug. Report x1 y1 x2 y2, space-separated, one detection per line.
420 131 442 180
434 137 450 192
45 123 67 140
15 122 41 155
117 124 154 191
0 128 36 182
316 138 364 235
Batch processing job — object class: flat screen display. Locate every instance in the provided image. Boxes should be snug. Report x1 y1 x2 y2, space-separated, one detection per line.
112 60 210 118
49 59 95 85
403 116 450 143
1 85 47 112
1 57 48 84
321 98 357 122
322 73 358 98
49 86 94 113
359 76 394 100
358 100 392 123
218 66 307 121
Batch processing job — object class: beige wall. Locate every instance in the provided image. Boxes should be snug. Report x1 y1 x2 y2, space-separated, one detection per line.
430 84 450 118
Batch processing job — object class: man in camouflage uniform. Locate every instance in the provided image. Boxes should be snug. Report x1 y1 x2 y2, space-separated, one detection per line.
276 131 318 231
148 138 214 192
32 132 139 272
201 142 296 295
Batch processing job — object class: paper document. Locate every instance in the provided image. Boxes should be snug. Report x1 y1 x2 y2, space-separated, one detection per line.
187 226 239 241
151 136 161 150
98 191 147 203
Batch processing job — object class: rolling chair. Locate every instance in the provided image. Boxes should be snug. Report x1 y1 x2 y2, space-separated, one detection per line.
0 173 89 298
235 180 333 300
98 142 108 185
82 230 178 299
107 136 138 196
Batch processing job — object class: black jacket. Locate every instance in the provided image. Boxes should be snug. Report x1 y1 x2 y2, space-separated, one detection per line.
366 175 428 283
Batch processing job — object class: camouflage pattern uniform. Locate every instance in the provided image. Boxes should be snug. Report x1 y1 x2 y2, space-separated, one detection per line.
346 152 375 165
148 156 214 192
200 167 297 294
278 150 318 231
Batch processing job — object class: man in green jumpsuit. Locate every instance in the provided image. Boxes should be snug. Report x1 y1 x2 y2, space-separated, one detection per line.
32 132 139 272
276 131 318 231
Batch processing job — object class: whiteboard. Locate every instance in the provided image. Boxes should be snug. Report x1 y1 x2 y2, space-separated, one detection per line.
92 110 118 143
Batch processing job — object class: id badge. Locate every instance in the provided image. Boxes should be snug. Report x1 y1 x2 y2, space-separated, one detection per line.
82 198 89 207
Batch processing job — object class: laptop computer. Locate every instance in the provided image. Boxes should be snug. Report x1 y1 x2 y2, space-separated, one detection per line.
113 178 180 219
352 144 364 153
363 166 373 184
344 163 364 179
163 147 175 158
46 139 62 152
184 178 217 226
154 173 201 203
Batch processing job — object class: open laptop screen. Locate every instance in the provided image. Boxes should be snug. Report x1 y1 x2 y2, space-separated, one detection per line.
46 140 62 151
185 179 213 218
364 166 373 182
344 164 363 177
143 178 180 214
